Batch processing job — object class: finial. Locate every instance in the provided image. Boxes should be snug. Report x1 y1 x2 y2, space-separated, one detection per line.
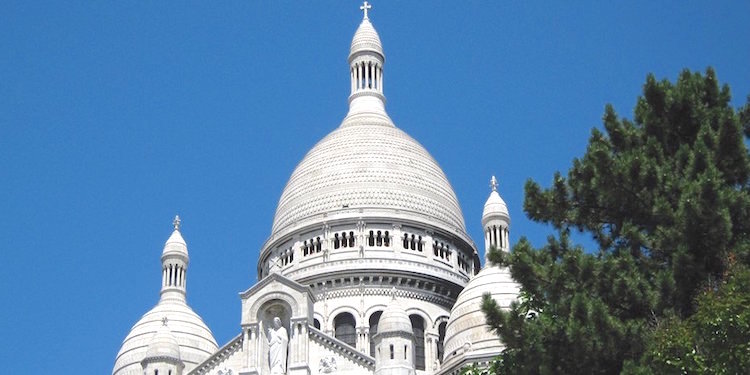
161 316 169 326
490 176 498 192
173 215 181 231
360 1 372 20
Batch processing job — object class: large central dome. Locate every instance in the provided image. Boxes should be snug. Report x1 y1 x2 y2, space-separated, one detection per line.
270 17 466 238
271 122 466 235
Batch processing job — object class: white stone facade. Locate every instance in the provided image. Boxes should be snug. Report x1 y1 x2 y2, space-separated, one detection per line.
113 5 519 375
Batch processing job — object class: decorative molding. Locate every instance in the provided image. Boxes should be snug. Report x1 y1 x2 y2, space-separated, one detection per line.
188 333 243 375
308 325 375 370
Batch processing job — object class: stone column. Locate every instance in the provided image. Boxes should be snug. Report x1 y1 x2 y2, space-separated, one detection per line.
243 323 259 373
426 331 440 372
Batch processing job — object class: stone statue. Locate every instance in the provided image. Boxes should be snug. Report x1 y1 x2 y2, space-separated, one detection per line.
267 317 288 374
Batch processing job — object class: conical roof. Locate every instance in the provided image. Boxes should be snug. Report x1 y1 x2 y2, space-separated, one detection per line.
350 18 383 58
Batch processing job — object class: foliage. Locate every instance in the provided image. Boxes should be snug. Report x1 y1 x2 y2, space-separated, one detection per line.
630 260 750 374
481 68 750 374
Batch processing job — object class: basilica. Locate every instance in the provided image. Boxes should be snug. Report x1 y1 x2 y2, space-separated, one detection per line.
113 4 520 375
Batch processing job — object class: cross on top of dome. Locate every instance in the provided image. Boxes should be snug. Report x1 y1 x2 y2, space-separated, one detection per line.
490 176 498 192
360 1 372 20
173 215 181 231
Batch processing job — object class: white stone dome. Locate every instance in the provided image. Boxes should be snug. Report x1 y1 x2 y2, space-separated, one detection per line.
143 322 181 361
270 122 467 236
113 300 218 375
442 265 519 366
378 296 413 334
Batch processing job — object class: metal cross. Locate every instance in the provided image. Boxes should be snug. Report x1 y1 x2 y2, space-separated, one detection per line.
490 176 498 192
360 1 371 19
173 215 181 230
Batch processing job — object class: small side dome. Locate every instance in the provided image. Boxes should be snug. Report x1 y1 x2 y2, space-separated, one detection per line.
143 319 181 361
113 301 218 375
482 176 509 225
442 266 519 367
378 294 413 334
350 18 383 58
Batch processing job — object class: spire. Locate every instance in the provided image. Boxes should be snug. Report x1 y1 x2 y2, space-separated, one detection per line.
345 2 389 122
482 176 510 258
160 216 189 302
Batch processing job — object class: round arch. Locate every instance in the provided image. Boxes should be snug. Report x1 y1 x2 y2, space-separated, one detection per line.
326 305 362 328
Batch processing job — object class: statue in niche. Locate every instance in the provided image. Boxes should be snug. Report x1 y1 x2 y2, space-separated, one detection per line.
267 317 289 374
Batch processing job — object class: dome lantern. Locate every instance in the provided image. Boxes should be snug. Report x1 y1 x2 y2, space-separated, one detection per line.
160 215 189 302
482 176 510 257
347 1 387 119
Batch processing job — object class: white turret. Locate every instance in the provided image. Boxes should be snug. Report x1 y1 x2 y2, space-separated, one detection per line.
481 176 510 256
160 215 189 302
345 1 389 122
374 290 416 375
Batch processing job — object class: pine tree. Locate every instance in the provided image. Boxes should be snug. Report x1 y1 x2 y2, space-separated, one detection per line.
482 68 750 374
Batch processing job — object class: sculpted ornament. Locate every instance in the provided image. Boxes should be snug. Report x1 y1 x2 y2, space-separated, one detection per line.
319 356 337 373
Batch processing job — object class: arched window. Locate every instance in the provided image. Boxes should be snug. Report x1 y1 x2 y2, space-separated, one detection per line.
403 234 409 248
334 312 357 347
341 232 348 248
316 237 321 252
437 321 447 363
313 318 321 330
417 235 423 251
348 231 355 247
369 311 383 357
410 315 425 370
334 233 340 249
384 231 390 246
410 234 416 250
376 231 382 246
369 231 374 246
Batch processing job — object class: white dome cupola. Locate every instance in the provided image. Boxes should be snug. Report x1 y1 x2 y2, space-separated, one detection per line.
374 291 416 375
482 176 510 255
346 1 388 122
113 217 218 375
160 215 189 303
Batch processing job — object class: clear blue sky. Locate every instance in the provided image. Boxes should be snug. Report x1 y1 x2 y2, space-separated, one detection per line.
1 1 748 373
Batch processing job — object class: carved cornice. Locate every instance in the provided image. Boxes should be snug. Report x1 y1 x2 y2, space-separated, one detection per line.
308 325 375 370
188 333 243 375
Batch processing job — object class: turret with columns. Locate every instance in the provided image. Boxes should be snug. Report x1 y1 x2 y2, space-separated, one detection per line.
160 215 189 303
482 176 510 256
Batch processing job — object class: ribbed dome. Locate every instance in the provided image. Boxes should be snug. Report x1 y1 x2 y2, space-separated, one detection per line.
482 190 509 224
379 296 413 334
270 123 467 236
350 18 383 58
144 322 181 361
113 300 218 375
442 266 519 365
